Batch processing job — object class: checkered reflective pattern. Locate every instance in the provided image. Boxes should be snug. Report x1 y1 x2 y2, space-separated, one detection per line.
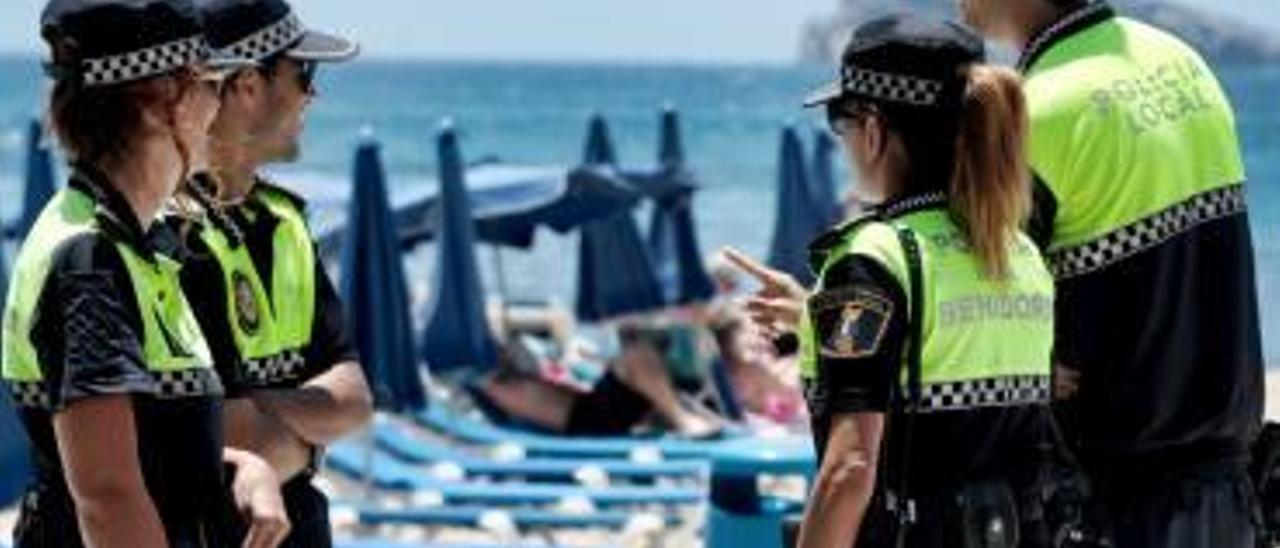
917 375 1049 412
222 14 305 61
1048 185 1246 279
81 35 209 86
7 380 51 409
155 369 222 398
243 349 305 385
843 67 943 107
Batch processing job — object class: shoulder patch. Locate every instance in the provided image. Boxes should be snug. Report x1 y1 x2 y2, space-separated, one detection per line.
810 286 894 360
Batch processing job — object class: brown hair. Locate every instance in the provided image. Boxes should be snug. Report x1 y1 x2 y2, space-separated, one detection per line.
44 33 203 174
949 64 1031 279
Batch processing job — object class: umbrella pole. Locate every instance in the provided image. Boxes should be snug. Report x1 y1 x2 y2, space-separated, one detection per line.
491 246 510 339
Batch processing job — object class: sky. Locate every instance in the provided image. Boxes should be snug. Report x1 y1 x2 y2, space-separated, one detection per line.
1 0 1278 64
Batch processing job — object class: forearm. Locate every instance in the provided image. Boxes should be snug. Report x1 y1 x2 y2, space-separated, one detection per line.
222 398 311 481
797 412 884 548
796 466 876 548
75 488 168 548
252 362 373 445
55 396 167 548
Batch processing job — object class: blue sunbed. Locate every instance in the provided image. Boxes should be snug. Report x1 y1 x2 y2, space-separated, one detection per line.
415 406 813 472
337 542 599 548
372 424 708 481
349 504 675 529
335 540 614 548
326 443 704 506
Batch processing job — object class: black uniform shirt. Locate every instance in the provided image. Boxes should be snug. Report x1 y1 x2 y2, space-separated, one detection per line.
1020 1 1263 478
15 171 226 547
178 181 357 398
805 200 1051 496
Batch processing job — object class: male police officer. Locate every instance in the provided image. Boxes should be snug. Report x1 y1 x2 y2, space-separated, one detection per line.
958 0 1263 546
182 0 373 546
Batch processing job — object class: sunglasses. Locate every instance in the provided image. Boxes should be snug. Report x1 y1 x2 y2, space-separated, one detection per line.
257 58 318 94
295 60 317 94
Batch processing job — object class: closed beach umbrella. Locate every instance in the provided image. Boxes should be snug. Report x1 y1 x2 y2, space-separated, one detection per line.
13 119 57 239
0 246 30 505
583 113 618 166
646 107 715 305
340 134 425 411
575 114 665 321
421 125 498 373
767 125 821 286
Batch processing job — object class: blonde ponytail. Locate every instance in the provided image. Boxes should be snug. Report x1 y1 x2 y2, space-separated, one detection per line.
950 64 1031 280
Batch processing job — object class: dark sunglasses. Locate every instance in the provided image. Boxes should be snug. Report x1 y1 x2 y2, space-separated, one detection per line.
259 57 318 94
296 59 317 94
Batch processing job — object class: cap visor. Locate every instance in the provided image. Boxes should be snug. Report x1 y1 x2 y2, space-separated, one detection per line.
802 80 843 108
285 30 359 62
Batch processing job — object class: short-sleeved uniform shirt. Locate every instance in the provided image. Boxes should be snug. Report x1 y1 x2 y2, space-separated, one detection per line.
175 179 356 547
178 180 356 397
9 172 227 548
804 198 1051 496
1020 1 1262 479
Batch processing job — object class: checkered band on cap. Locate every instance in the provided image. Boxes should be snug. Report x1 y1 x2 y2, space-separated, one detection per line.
917 374 1049 412
843 67 943 107
81 34 209 86
243 349 306 386
7 380 51 409
221 13 305 61
1047 185 1246 280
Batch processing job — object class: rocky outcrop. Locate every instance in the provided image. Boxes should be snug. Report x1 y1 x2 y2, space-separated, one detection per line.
799 0 1280 64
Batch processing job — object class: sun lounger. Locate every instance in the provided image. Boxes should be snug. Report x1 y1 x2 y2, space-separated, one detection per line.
326 443 704 506
337 541 581 548
346 503 674 529
371 423 707 482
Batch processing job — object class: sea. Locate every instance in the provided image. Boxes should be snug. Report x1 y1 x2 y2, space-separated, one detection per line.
2 55 1279 361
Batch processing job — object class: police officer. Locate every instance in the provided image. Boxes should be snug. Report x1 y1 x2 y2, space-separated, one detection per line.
958 1 1263 545
2 0 292 546
174 0 373 545
733 15 1055 547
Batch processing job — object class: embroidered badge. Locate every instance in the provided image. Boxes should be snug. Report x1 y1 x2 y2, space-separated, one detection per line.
232 270 260 334
811 287 893 359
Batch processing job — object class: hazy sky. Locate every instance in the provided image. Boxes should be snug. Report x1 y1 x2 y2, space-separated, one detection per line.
1 0 1277 63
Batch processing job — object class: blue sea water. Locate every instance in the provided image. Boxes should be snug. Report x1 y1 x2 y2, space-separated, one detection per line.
2 55 1279 360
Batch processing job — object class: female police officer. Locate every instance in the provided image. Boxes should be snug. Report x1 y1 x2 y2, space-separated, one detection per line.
732 15 1055 547
2 0 289 546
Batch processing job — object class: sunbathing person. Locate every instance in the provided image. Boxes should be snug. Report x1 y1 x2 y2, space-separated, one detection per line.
474 324 722 439
708 307 805 425
706 254 805 424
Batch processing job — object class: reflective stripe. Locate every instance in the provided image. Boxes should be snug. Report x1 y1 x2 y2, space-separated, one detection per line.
4 188 217 408
8 368 221 409
919 375 1050 413
800 208 1054 400
8 381 49 409
1047 185 1245 279
242 349 306 385
195 184 316 388
155 369 222 399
